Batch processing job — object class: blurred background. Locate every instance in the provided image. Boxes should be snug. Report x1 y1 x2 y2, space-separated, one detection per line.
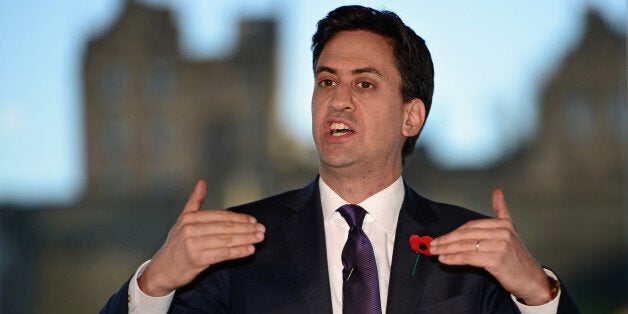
0 0 625 313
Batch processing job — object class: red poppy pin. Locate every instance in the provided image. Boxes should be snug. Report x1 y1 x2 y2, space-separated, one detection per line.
409 235 433 256
409 234 433 277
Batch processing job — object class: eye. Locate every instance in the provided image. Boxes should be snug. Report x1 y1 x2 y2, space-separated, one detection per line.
318 79 336 87
357 81 374 89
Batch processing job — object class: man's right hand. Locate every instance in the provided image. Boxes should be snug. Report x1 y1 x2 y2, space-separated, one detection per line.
137 179 266 297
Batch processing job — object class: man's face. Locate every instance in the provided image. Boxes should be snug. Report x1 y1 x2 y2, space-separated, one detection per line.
312 30 420 176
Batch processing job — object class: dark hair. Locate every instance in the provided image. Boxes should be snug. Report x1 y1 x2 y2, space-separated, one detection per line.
312 5 434 163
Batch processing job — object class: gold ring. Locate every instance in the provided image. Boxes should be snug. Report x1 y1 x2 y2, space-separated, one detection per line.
475 240 480 252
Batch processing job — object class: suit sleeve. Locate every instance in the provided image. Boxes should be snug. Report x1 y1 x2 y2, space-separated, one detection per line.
100 280 130 314
101 260 175 314
556 278 581 314
168 268 231 313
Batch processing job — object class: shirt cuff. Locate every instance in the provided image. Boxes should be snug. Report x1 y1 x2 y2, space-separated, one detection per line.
128 260 175 314
511 269 561 314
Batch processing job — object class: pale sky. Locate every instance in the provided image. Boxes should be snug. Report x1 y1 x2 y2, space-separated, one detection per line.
0 0 625 205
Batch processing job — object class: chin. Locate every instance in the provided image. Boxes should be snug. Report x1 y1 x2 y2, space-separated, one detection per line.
319 155 357 170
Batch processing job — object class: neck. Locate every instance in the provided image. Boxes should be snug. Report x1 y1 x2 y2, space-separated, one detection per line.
319 164 402 204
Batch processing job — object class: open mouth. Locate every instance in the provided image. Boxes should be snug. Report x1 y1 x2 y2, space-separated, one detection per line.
330 122 352 136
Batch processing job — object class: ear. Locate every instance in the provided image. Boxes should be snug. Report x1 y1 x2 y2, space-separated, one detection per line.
402 98 426 137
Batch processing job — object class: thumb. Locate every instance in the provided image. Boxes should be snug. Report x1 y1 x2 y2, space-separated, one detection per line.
492 188 512 220
182 179 207 213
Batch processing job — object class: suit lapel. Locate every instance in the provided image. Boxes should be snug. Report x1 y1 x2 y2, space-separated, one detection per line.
386 184 440 314
277 180 447 314
281 180 333 314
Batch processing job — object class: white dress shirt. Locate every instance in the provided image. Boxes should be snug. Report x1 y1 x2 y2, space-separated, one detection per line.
128 176 560 313
319 176 404 314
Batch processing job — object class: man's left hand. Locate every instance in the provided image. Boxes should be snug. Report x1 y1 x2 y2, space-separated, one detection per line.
430 189 552 305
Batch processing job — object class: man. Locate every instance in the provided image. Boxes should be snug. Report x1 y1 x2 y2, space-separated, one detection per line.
102 5 579 313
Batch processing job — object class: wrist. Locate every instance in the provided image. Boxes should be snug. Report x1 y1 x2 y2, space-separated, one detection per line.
137 264 174 297
518 274 560 306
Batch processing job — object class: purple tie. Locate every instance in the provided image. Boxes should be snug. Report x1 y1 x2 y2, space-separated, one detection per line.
337 204 382 314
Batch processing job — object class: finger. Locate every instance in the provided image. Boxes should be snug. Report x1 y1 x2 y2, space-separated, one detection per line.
179 220 265 238
431 238 505 255
492 188 511 220
437 251 499 268
201 245 258 265
182 242 258 269
185 209 259 224
456 217 512 231
432 224 513 247
182 179 208 213
429 238 477 255
195 231 266 250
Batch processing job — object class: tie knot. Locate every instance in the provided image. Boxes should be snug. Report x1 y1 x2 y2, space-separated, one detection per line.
337 204 367 228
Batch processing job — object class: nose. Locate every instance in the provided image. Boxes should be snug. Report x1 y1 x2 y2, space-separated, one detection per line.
328 84 355 112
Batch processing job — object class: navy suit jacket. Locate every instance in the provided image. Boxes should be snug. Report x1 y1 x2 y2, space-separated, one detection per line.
102 179 580 313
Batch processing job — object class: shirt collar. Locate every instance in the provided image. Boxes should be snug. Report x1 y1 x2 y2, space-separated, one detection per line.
319 176 405 236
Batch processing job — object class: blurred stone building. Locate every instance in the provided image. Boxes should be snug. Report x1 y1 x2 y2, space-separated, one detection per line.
0 2 625 313
3 2 316 313
83 1 314 206
404 9 627 310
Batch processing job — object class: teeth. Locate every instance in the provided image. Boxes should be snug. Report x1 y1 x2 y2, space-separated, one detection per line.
331 122 350 131
330 122 351 136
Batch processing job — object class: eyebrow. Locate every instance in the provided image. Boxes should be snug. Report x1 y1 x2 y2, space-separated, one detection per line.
315 66 337 75
315 66 384 79
352 67 384 78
